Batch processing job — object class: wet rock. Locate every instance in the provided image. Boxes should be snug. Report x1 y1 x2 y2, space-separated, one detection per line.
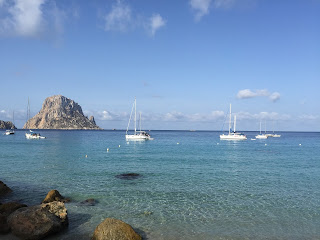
0 213 10 234
0 202 27 235
92 218 142 240
0 202 27 217
8 201 68 240
42 190 70 203
0 181 12 196
80 198 96 206
115 173 142 180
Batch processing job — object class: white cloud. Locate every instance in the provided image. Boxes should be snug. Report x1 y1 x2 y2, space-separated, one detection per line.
190 0 212 21
103 1 166 36
190 0 238 20
0 0 66 38
213 0 236 9
237 89 269 99
269 92 280 102
0 0 45 37
299 114 319 121
237 89 280 102
236 111 291 121
104 0 132 32
149 13 166 36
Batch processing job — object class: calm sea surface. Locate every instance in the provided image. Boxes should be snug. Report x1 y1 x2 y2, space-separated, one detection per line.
1 130 320 240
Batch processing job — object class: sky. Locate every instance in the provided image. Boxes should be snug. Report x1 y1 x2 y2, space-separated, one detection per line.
0 0 319 131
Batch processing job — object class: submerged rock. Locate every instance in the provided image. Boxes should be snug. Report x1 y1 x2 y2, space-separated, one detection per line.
115 173 142 180
0 181 12 196
42 190 70 203
92 218 142 240
80 198 96 206
8 201 68 240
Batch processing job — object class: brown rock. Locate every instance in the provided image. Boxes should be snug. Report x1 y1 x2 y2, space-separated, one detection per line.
22 95 101 130
0 202 27 217
8 201 68 240
42 190 70 203
92 218 142 240
0 213 10 234
0 181 12 196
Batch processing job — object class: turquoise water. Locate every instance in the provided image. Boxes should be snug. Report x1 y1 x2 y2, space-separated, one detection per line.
1 130 320 239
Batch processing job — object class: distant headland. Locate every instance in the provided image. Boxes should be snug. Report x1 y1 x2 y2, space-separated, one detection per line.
22 95 101 130
0 120 16 130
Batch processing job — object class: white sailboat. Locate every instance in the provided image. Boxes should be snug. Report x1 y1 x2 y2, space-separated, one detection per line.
265 121 281 137
256 121 268 139
125 97 152 141
25 98 45 139
220 104 247 140
4 111 15 135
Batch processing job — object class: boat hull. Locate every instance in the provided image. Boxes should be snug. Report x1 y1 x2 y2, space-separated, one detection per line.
125 134 152 141
256 135 268 139
25 133 45 139
220 134 247 140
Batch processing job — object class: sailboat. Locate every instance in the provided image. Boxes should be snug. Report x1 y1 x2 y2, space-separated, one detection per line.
220 104 247 140
125 97 152 141
256 121 268 139
4 111 15 135
25 98 45 139
265 121 281 137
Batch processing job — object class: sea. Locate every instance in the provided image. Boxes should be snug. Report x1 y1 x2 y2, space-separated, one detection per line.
0 130 319 240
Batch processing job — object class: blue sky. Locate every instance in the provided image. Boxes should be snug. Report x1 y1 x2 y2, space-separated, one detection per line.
0 0 319 131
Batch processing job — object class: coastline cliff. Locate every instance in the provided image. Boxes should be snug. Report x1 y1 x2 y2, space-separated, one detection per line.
23 95 101 130
0 120 16 129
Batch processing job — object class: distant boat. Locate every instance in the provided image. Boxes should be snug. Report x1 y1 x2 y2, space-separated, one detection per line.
4 129 14 135
4 111 15 135
125 97 152 141
220 104 247 140
265 121 281 137
256 121 268 139
25 98 45 139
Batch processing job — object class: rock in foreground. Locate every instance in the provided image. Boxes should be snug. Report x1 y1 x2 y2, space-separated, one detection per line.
23 95 101 130
0 181 12 196
92 218 142 240
42 190 70 203
8 201 68 240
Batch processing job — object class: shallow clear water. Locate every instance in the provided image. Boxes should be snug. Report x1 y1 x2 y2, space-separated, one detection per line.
1 130 320 239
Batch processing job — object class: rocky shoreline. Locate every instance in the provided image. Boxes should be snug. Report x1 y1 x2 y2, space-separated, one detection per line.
0 181 142 240
0 121 16 130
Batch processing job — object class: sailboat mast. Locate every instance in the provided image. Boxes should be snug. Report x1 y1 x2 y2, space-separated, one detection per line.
234 115 236 133
134 97 136 134
229 104 231 134
260 121 262 134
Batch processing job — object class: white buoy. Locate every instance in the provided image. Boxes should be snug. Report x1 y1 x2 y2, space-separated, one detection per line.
107 148 109 152
265 143 267 146
85 155 88 158
119 145 121 148
177 142 179 145
299 144 302 146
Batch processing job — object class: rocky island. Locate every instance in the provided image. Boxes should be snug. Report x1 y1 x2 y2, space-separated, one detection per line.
0 120 16 129
23 95 101 130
